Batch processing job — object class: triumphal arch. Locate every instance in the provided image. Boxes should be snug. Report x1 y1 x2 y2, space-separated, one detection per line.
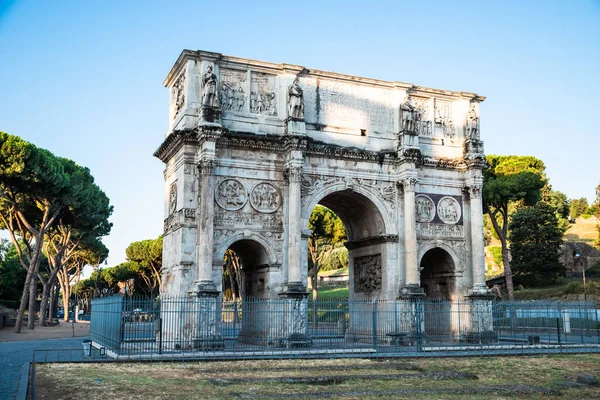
154 50 491 348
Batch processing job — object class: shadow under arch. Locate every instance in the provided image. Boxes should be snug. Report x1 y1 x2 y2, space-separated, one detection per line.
419 246 459 338
214 233 278 268
216 234 280 300
302 184 394 241
302 183 400 303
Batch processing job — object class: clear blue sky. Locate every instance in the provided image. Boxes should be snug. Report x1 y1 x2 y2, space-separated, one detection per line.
1 0 598 267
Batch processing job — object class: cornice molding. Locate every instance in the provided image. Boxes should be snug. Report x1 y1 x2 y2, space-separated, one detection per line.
164 49 486 101
153 129 200 163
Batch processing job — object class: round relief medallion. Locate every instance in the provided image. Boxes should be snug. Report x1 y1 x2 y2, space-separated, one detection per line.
215 179 247 211
437 196 461 224
415 194 435 223
250 182 281 213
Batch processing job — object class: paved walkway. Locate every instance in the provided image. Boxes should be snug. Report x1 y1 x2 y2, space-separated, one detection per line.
0 323 90 399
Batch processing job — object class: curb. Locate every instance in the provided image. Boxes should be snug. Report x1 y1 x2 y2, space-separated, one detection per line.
16 361 30 400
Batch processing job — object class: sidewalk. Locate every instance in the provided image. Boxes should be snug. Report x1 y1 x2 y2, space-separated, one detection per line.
0 320 90 342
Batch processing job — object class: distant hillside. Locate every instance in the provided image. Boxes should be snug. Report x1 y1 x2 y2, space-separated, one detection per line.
564 216 599 242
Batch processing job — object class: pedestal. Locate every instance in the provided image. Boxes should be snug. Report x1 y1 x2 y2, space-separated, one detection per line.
463 291 497 344
276 291 311 348
397 286 426 347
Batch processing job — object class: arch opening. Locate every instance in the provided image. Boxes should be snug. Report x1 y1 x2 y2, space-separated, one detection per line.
222 239 272 300
305 189 390 305
420 247 457 337
420 248 456 300
317 189 386 241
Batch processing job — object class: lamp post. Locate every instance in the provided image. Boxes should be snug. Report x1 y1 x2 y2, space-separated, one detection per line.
573 244 586 301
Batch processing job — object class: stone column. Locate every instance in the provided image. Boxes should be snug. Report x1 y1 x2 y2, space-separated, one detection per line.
468 185 487 293
193 159 218 294
284 164 306 292
400 177 423 296
464 185 495 343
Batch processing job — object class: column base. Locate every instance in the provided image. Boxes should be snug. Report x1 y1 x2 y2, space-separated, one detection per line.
190 280 219 297
279 282 308 296
398 284 426 299
466 286 495 300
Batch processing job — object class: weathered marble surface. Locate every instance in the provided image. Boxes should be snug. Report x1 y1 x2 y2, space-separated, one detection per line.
155 50 490 343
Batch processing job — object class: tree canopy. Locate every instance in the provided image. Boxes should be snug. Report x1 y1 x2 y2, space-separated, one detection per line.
569 198 589 219
0 132 112 330
508 204 565 287
483 155 546 299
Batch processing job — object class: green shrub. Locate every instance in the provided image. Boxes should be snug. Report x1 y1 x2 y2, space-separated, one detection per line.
488 246 503 267
564 281 582 294
581 214 592 220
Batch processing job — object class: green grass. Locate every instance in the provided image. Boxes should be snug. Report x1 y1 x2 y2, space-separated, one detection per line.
319 267 348 277
513 277 600 300
318 286 349 298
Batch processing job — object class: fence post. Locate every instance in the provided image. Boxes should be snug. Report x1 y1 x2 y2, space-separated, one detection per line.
159 317 163 355
415 299 422 352
372 300 377 349
556 317 561 346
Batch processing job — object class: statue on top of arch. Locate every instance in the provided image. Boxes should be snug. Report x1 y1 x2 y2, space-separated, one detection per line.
400 94 416 133
465 103 479 140
287 77 304 120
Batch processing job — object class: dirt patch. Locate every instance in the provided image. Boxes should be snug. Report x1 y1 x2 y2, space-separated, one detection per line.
0 320 89 342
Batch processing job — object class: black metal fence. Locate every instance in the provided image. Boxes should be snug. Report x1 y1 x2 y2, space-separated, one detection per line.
90 295 600 359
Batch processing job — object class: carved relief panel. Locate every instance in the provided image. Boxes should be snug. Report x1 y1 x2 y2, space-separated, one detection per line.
415 194 464 239
250 72 277 116
434 99 455 138
354 254 382 293
412 97 432 136
215 179 247 211
220 69 248 113
169 181 178 214
214 178 284 230
415 194 435 223
171 72 185 119
250 183 281 213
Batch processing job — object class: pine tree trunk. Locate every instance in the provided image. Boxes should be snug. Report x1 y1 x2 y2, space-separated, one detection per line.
15 239 43 333
501 241 514 300
39 282 51 326
27 266 38 330
14 270 32 333
49 284 59 324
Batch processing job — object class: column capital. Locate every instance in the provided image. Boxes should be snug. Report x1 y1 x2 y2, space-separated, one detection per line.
197 159 215 176
284 165 302 183
401 177 418 192
466 185 483 199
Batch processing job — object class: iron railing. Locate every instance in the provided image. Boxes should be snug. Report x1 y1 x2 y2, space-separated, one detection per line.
90 295 600 359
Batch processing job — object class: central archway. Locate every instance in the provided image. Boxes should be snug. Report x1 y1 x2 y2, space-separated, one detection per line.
303 186 398 342
305 188 393 300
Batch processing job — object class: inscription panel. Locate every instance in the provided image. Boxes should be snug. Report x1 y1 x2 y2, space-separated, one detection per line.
308 80 394 135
